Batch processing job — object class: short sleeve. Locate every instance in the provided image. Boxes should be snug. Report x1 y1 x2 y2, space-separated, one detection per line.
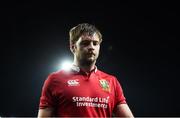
39 73 57 109
114 77 126 105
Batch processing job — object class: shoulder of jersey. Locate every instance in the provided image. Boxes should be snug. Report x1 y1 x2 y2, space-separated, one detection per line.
96 69 116 79
46 69 73 81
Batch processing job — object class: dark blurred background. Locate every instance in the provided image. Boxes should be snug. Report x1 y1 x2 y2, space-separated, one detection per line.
0 0 179 117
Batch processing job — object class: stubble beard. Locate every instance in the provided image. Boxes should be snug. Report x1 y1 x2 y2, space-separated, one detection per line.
79 57 96 67
78 53 99 67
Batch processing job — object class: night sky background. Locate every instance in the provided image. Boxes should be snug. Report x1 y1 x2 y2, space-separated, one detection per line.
1 0 179 117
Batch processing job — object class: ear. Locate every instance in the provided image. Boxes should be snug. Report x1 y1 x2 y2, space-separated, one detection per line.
70 43 75 54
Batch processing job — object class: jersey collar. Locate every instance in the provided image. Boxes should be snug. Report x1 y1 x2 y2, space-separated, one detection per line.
71 64 97 73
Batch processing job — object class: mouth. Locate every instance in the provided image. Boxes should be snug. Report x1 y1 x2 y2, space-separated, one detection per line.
86 53 95 57
87 52 95 55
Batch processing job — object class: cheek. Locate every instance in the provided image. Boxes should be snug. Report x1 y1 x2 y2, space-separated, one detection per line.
76 47 85 55
96 46 100 52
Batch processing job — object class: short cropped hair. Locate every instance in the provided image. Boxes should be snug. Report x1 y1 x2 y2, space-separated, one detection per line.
69 23 102 45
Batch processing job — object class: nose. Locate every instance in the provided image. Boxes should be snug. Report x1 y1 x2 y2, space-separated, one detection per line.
87 42 95 50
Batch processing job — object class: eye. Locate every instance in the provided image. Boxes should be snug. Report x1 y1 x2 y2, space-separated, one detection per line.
93 41 99 46
81 41 90 46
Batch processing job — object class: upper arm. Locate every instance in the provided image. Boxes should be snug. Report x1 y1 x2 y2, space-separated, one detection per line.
113 104 134 117
112 77 133 117
38 74 56 117
38 108 54 117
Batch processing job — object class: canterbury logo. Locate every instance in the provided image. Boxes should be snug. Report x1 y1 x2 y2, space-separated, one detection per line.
67 79 80 86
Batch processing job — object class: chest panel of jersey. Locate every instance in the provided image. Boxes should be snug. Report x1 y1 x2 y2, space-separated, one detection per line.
54 72 115 116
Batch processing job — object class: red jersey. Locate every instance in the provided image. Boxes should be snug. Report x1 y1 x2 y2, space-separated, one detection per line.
39 65 126 117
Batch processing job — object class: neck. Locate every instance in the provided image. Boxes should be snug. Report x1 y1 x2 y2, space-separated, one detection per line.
73 58 96 72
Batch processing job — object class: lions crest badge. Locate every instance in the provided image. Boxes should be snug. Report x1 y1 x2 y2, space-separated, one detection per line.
99 79 110 92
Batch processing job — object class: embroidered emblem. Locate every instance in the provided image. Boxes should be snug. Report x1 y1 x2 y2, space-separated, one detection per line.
67 79 80 86
99 79 110 92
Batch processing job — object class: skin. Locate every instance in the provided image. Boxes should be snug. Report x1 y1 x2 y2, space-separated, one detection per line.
72 33 100 72
38 33 134 117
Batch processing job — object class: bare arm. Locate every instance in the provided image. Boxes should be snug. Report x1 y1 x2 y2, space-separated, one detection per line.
38 108 54 117
114 104 134 117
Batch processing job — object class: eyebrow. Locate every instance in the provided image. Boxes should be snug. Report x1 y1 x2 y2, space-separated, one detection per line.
81 39 100 43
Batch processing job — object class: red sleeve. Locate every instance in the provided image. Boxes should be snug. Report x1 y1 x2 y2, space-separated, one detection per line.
114 77 127 105
39 73 57 109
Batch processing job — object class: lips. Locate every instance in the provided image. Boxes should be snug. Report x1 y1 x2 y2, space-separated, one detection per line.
87 52 95 56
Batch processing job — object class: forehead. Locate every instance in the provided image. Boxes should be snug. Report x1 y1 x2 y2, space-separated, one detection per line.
79 33 100 42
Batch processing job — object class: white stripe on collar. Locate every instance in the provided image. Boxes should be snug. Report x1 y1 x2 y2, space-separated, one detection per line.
71 64 97 73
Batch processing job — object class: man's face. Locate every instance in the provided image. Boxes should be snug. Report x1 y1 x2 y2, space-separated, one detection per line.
73 33 101 65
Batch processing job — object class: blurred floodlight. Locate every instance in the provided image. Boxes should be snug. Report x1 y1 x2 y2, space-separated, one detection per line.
60 60 72 71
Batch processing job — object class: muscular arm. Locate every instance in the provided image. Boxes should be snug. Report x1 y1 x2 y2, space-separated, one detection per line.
114 104 134 117
38 108 54 117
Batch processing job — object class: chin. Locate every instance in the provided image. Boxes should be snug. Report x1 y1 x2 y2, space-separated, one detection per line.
84 58 96 64
87 57 96 61
80 57 97 66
